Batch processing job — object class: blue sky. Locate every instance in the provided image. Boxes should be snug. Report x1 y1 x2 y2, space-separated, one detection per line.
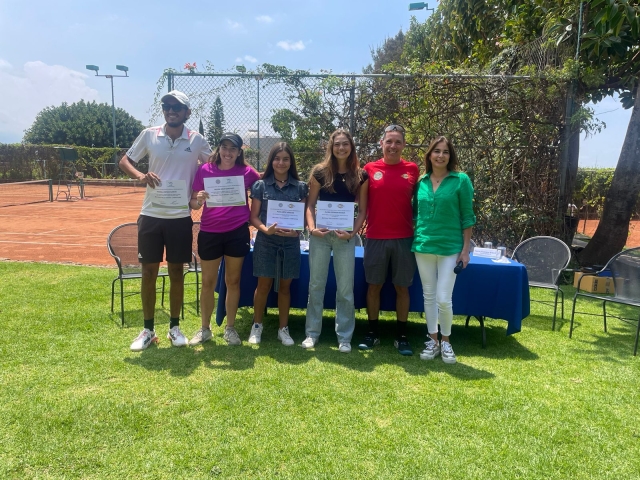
0 0 631 167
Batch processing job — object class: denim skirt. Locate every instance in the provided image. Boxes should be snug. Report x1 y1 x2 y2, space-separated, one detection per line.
253 231 301 291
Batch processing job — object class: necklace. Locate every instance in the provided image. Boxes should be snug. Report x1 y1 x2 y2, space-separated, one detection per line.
337 172 347 182
432 174 447 184
275 177 287 184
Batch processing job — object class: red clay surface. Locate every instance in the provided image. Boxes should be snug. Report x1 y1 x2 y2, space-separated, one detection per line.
577 219 640 248
0 193 201 266
0 196 637 266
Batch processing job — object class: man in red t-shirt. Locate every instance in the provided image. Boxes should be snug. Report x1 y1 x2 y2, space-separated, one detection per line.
359 125 419 355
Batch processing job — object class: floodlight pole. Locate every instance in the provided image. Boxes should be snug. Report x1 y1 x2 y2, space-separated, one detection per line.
85 65 129 153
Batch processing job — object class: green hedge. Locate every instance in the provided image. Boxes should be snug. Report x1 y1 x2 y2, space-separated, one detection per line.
0 144 148 181
573 168 640 219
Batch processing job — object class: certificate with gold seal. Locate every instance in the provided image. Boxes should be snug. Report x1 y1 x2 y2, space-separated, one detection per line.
203 176 246 207
149 179 189 210
316 201 355 231
266 201 305 230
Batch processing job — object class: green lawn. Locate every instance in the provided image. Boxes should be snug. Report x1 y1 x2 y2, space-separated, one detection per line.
1 261 638 479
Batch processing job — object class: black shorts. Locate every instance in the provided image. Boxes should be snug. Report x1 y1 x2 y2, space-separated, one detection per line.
198 223 251 261
137 215 193 264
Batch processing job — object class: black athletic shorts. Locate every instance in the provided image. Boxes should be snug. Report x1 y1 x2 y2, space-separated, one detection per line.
198 223 251 261
137 215 193 264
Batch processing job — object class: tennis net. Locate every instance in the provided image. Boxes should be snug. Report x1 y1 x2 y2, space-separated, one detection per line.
0 179 53 208
79 179 144 198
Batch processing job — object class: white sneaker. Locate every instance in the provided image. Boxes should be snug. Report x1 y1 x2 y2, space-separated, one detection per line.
301 336 317 349
277 326 294 346
188 327 212 346
130 328 158 351
441 340 457 364
223 326 242 346
248 323 264 344
420 337 441 360
338 342 351 353
167 325 188 347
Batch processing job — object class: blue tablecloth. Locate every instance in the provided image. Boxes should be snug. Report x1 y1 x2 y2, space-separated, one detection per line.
216 248 529 335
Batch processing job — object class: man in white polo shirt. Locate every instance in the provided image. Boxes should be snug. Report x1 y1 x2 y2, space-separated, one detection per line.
119 90 212 351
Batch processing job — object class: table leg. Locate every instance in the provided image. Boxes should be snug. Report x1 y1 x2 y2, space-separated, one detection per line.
465 315 486 348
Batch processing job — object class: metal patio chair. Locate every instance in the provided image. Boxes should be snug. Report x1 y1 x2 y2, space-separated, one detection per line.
570 246 640 355
512 236 571 330
107 222 167 326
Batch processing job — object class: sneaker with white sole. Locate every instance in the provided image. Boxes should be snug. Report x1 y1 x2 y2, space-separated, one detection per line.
130 328 158 351
394 336 413 356
277 326 294 346
338 342 351 353
419 337 441 360
248 323 264 344
223 326 242 346
301 336 317 349
167 325 188 347
358 333 380 350
188 327 212 346
441 340 457 364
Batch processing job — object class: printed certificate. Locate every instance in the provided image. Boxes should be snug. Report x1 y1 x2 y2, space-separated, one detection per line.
316 201 355 231
149 179 188 210
266 201 305 230
203 176 246 207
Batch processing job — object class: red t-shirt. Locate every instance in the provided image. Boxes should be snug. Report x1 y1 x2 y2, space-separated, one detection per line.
364 159 419 239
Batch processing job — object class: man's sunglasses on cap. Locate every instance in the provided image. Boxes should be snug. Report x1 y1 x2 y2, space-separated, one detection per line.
384 124 405 133
162 103 188 112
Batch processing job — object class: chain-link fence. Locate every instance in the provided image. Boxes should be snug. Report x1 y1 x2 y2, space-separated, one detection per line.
157 71 567 247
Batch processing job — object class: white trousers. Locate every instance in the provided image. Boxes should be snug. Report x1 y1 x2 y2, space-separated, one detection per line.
415 252 459 337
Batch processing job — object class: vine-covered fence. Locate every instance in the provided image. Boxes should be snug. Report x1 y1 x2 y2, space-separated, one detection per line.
161 71 568 247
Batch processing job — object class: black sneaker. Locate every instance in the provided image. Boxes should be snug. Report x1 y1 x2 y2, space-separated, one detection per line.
358 333 380 350
394 336 413 356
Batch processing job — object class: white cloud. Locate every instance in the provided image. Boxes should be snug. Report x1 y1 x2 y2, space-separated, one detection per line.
277 40 305 51
226 19 245 32
0 61 99 143
0 58 12 69
235 55 258 64
256 15 273 23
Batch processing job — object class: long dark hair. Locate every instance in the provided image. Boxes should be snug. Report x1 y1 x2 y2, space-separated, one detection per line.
262 142 299 180
208 141 248 167
310 129 362 195
424 136 459 173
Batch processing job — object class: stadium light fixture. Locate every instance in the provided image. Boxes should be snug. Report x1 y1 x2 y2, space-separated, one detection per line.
85 64 130 153
408 2 434 12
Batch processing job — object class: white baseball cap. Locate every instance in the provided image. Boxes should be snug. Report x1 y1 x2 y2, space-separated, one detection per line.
161 90 190 108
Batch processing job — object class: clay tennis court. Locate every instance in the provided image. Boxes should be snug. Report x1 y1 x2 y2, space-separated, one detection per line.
0 182 201 266
0 181 638 266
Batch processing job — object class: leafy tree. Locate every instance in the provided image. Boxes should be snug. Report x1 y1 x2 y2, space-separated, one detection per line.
23 100 145 148
206 96 225 146
393 0 639 263
545 0 640 265
364 29 406 73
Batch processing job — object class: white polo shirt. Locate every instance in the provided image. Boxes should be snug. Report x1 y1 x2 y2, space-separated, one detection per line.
127 124 212 219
